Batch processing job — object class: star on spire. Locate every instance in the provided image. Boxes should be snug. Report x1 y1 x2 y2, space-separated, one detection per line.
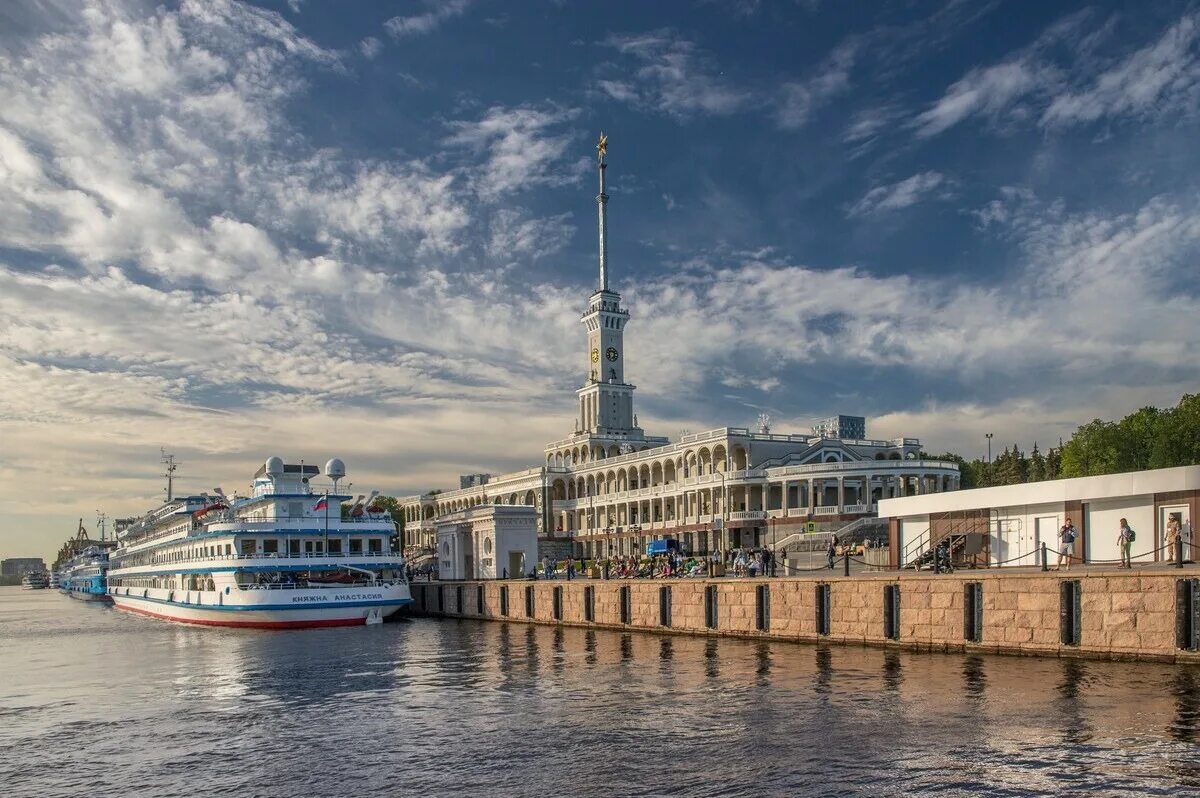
596 132 608 162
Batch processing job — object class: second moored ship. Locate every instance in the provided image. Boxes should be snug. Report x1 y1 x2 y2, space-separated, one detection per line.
106 457 412 628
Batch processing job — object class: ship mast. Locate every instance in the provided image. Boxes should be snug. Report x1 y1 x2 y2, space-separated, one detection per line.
161 449 179 501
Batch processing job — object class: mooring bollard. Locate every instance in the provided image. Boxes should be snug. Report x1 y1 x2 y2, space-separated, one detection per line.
1177 536 1185 569
1041 542 1048 572
843 551 850 577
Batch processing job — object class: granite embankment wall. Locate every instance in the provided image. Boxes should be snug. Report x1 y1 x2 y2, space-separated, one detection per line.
406 570 1200 664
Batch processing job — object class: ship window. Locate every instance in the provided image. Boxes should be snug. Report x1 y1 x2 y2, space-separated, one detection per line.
263 539 279 554
315 540 324 553
368 538 382 554
241 540 255 555
349 538 363 553
304 541 314 554
327 539 342 554
289 539 300 555
225 544 231 555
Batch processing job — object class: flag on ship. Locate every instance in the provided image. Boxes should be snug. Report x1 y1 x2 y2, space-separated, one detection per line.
312 497 328 511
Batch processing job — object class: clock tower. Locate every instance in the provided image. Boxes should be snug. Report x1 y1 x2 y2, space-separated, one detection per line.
577 134 639 436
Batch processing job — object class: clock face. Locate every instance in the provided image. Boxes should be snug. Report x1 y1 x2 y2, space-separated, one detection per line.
590 348 600 363
605 346 619 362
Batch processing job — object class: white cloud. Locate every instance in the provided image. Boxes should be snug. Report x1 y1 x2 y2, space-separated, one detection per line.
445 104 584 201
359 36 382 59
914 11 1200 137
600 30 750 117
776 40 857 129
384 0 470 39
486 209 575 263
913 59 1050 138
848 171 948 216
1042 14 1200 127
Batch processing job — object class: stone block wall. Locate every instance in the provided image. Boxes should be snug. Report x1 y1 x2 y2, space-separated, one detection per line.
407 570 1200 663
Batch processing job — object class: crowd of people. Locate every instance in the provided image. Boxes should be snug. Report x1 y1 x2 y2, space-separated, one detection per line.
534 548 787 580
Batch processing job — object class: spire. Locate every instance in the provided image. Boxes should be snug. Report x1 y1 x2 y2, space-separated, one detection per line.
596 132 609 292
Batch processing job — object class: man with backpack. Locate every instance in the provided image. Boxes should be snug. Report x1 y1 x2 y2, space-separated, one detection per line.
1117 518 1135 568
1055 518 1078 571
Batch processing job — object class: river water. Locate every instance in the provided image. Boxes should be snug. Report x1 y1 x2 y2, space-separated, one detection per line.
2 587 1199 797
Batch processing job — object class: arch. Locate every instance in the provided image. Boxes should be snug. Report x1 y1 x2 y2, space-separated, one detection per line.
586 474 597 496
494 495 502 504
684 450 697 478
875 453 886 460
617 471 628 492
825 454 839 462
606 470 618 494
608 445 620 457
567 481 576 499
509 492 519 505
547 454 554 467
712 444 727 471
524 489 537 506
423 506 434 520
651 462 663 486
664 460 676 484
639 464 650 487
697 447 711 476
888 452 901 460
552 480 567 501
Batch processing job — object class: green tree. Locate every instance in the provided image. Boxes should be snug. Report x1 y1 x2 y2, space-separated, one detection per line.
1044 446 1062 480
1150 393 1200 469
991 445 1025 485
924 452 979 489
1115 406 1162 472
1028 443 1046 482
1060 419 1120 477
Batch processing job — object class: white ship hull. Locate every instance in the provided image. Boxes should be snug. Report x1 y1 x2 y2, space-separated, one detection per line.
109 583 411 629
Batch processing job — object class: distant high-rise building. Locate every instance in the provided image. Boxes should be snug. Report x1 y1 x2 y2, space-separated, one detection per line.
2 557 46 576
811 415 867 440
459 474 492 489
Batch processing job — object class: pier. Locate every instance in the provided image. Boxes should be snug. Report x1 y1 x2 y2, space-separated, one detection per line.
406 569 1200 664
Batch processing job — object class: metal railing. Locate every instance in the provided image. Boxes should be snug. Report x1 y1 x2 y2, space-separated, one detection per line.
112 550 400 571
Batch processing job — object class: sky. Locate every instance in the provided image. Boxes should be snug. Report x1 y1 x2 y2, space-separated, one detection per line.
2 0 1199 562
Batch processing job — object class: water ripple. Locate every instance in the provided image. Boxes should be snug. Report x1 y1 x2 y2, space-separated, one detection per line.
3 588 1200 796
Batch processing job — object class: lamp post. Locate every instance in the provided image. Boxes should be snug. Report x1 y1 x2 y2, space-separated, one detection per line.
716 467 727 552
985 433 993 464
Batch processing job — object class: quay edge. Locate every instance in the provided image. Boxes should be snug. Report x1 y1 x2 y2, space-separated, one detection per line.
404 570 1200 665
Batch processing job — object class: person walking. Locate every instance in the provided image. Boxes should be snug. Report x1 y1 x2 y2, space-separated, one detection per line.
709 548 720 578
1055 518 1077 571
1117 518 1134 568
826 534 838 570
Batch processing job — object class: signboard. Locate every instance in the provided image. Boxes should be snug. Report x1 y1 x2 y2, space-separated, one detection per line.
806 521 817 534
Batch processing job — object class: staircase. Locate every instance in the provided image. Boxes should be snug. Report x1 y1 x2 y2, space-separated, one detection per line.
769 516 889 552
901 510 989 570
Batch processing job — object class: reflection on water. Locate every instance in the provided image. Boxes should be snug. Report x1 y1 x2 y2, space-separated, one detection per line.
2 587 1200 798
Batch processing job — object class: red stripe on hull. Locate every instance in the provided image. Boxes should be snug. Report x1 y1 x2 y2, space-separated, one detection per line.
115 602 368 629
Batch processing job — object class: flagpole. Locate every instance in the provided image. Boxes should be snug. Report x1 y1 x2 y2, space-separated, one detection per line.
324 490 329 553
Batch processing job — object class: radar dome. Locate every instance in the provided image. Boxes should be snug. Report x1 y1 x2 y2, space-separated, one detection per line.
265 456 284 476
324 458 346 480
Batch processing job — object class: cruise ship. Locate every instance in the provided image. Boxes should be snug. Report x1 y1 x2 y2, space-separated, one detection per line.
106 457 412 628
54 518 115 602
60 545 114 602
